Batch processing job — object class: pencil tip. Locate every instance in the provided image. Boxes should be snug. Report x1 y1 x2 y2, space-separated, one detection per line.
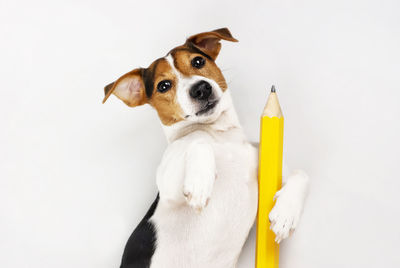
271 85 276 93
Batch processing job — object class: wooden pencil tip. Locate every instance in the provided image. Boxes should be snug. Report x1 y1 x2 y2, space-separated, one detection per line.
262 85 283 117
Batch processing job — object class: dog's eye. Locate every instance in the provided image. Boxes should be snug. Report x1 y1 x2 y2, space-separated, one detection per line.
191 56 205 69
157 80 172 93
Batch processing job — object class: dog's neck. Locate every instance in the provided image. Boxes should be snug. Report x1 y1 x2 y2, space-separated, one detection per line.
162 90 246 144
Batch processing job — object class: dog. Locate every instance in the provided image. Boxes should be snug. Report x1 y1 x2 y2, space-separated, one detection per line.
103 28 309 268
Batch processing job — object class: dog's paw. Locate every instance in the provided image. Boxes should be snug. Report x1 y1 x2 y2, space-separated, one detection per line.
182 140 216 213
183 172 216 213
269 188 303 243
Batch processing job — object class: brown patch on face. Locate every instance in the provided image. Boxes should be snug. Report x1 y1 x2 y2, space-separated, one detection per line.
146 58 184 126
169 46 228 91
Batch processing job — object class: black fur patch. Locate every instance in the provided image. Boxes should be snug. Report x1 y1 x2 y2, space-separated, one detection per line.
142 68 154 99
142 58 166 99
120 194 159 268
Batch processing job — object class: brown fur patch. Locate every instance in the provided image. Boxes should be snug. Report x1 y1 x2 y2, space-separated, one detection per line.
147 58 184 126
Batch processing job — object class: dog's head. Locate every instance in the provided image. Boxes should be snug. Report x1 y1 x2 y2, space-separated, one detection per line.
103 28 238 126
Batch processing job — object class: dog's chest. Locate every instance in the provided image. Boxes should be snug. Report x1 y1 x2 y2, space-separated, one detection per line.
150 141 258 267
213 142 258 183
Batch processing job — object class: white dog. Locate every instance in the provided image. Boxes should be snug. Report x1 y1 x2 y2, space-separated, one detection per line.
103 28 309 268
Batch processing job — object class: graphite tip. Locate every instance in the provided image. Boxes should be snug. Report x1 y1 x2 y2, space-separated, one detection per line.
271 85 276 93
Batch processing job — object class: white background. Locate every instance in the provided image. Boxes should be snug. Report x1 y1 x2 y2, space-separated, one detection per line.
1 0 399 267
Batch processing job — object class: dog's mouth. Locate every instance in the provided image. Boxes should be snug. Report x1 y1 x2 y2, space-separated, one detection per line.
195 100 219 116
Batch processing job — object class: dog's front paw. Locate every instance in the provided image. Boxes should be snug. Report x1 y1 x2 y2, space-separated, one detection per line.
269 188 303 243
183 172 216 213
183 140 216 213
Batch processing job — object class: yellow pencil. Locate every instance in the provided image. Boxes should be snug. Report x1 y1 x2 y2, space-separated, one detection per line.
256 85 284 268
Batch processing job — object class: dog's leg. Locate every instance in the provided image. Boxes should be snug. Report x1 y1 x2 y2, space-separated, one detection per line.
183 140 216 212
156 140 188 206
251 142 309 243
156 137 216 211
268 162 309 243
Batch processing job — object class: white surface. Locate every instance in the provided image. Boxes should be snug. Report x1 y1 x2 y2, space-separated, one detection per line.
1 0 399 267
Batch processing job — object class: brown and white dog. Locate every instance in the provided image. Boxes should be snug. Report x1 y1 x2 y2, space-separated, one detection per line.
103 28 309 268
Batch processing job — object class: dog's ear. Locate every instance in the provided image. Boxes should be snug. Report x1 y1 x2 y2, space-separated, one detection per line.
186 28 238 60
102 68 146 107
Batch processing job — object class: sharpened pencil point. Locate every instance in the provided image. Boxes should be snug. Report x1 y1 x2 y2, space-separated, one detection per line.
271 85 276 93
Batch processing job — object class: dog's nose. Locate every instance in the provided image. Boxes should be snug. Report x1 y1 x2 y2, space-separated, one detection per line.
190 81 212 100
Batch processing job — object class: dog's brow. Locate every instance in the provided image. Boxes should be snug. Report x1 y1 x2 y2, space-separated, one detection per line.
170 46 212 61
185 43 213 60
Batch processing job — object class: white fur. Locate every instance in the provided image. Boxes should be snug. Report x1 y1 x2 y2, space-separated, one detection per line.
149 56 309 267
